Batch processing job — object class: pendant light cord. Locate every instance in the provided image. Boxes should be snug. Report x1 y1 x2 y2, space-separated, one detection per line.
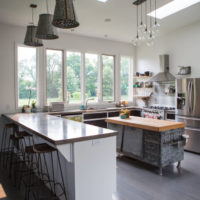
155 0 157 24
137 5 139 35
32 7 34 24
150 0 152 28
46 0 49 13
145 0 147 31
140 2 143 25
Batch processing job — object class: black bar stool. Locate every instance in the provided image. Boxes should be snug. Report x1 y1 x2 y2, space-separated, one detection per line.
22 143 67 200
0 123 17 168
8 131 34 179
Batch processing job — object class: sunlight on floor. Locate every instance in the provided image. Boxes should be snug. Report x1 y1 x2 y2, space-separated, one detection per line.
0 184 6 198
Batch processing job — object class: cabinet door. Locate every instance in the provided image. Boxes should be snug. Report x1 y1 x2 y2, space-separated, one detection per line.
107 123 123 151
123 127 143 157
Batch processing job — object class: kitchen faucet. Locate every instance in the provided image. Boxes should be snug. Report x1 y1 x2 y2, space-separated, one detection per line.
85 98 94 110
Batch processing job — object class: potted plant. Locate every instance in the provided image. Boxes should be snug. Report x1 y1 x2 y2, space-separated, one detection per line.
21 86 36 113
31 101 37 113
120 109 131 119
22 105 31 113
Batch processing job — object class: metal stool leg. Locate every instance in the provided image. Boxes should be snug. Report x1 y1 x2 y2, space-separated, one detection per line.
57 150 67 200
0 127 6 165
43 153 54 193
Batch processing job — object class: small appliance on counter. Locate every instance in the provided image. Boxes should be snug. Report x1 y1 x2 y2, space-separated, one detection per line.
50 102 65 112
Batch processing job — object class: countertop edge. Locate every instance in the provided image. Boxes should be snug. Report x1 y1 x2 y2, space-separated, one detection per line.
2 114 118 145
106 117 185 132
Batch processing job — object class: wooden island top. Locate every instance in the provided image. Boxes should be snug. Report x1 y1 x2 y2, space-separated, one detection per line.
106 116 185 132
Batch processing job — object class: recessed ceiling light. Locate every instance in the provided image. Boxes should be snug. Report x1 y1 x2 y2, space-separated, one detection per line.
97 0 108 3
105 18 111 22
148 0 200 19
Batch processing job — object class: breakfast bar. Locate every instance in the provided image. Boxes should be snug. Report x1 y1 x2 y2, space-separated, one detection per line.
106 116 185 175
2 113 117 200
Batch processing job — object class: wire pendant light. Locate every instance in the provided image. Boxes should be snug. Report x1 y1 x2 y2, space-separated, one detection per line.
36 0 59 40
24 4 43 47
133 0 160 47
52 0 80 29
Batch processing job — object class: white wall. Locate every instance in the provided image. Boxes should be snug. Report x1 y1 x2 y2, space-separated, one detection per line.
0 23 135 115
136 21 200 105
136 21 200 77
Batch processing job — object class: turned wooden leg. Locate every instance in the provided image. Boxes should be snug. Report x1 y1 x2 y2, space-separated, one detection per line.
177 161 181 168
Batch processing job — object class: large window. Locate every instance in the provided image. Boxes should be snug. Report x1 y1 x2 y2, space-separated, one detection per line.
46 49 63 104
85 53 98 102
66 52 81 103
102 55 114 102
120 57 132 101
17 46 37 107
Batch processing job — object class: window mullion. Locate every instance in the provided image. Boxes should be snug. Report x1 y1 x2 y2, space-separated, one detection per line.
63 50 66 102
98 55 103 103
81 53 85 105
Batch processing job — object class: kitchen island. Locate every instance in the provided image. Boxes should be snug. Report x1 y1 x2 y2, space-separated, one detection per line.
2 113 117 200
106 116 185 175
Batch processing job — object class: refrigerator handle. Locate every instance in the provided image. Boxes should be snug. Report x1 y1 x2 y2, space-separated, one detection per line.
191 81 194 113
188 81 192 113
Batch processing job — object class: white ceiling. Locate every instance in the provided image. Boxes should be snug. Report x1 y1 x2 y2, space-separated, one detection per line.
0 0 200 43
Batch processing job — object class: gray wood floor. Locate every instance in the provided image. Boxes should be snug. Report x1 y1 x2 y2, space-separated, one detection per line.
0 152 200 200
113 151 200 200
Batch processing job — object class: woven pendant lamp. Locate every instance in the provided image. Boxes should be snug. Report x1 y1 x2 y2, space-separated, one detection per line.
36 0 59 40
24 4 43 47
52 0 80 29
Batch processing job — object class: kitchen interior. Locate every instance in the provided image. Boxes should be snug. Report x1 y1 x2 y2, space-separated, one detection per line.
0 0 200 200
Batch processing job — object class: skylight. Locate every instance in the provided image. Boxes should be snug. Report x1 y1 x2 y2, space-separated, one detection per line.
148 0 200 19
97 0 108 2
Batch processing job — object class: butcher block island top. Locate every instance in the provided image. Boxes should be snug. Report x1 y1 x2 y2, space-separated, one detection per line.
106 116 185 132
2 113 117 145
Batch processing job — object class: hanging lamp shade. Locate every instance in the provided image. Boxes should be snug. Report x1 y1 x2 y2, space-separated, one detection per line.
24 25 43 47
36 14 59 40
52 0 80 29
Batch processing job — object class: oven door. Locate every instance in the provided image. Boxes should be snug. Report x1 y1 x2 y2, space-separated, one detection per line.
165 111 175 121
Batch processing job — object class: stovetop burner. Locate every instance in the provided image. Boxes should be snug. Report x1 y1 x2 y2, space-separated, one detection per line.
146 105 175 111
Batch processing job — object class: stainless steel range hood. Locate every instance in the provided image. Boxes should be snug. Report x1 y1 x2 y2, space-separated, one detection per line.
149 55 176 82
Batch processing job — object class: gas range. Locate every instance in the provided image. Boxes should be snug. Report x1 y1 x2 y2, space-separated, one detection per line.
148 105 175 111
142 105 175 120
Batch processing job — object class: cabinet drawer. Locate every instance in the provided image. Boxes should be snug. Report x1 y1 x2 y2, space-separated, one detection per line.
108 111 120 117
84 112 107 120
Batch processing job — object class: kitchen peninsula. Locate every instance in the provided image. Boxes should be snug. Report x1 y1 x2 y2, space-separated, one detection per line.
2 113 117 200
106 116 185 175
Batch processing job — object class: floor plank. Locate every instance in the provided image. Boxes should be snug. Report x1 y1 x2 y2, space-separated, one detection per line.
0 152 200 200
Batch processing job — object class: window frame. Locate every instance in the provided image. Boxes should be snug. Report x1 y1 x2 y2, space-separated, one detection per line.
66 51 82 104
45 48 65 105
101 54 116 103
15 44 39 109
120 56 133 102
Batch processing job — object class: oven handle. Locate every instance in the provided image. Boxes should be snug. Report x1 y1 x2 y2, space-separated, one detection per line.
176 115 200 121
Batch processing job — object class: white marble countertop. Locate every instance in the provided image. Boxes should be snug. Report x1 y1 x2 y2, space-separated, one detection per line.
2 113 117 145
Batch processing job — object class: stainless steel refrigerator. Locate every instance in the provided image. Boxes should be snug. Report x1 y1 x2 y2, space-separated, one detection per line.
176 78 200 153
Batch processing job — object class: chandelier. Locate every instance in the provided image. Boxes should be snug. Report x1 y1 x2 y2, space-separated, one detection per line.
133 0 160 47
